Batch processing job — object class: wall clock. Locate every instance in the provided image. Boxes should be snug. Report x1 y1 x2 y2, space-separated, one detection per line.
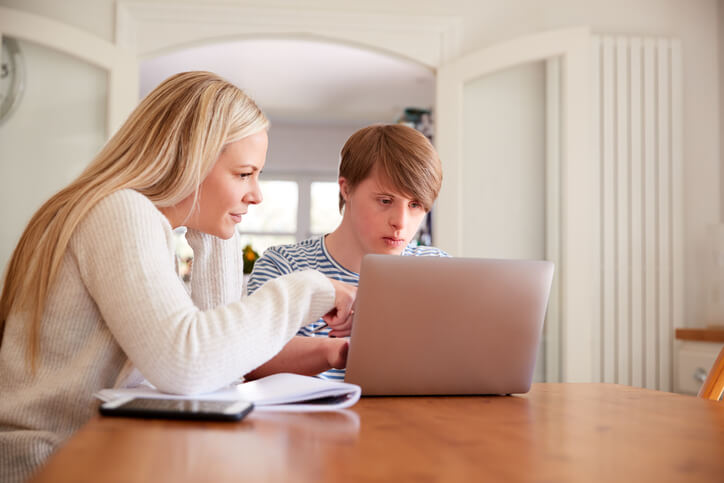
0 37 25 125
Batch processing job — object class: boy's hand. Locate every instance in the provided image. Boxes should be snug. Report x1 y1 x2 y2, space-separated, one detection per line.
322 278 356 337
326 338 349 369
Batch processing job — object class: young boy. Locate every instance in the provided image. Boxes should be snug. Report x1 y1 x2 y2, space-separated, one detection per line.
246 124 448 380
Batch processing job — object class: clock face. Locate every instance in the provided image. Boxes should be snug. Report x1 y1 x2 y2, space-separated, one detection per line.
0 37 25 125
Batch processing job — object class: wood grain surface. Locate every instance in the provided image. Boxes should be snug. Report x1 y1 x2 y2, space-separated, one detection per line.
30 383 724 482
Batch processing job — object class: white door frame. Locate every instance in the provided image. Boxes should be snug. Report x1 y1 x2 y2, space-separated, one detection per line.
115 2 463 67
435 27 594 382
117 5 595 382
0 7 138 135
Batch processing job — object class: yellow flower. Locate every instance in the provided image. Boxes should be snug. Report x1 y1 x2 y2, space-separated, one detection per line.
242 244 259 274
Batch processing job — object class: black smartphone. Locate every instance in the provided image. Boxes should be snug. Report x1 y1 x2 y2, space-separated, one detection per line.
99 397 254 422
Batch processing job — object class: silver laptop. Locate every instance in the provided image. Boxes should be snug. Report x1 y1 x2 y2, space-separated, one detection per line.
344 255 554 396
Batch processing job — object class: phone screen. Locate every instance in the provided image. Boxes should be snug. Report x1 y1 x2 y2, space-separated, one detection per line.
100 397 254 421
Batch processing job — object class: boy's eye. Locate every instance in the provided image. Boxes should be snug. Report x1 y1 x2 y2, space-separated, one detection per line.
380 198 392 205
410 202 422 209
239 172 252 179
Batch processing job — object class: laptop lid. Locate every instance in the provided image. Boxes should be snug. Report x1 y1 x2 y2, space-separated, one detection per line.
344 255 554 396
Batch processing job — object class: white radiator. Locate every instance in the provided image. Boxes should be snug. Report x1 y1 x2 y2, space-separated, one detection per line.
591 35 683 390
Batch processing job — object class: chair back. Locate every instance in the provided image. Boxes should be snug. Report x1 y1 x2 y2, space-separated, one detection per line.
698 345 724 401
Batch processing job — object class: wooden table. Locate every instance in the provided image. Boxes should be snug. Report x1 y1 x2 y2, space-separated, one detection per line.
30 384 724 482
676 327 724 343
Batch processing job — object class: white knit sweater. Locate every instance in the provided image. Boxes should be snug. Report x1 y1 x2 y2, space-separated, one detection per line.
0 189 335 482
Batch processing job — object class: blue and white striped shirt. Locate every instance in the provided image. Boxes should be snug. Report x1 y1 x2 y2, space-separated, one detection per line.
247 236 449 380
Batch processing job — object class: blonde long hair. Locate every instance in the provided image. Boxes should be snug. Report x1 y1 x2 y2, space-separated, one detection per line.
0 71 269 367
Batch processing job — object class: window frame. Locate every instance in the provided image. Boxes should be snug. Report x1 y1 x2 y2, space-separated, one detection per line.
236 170 340 242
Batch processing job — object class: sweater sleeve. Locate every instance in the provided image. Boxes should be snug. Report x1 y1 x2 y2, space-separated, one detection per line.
71 190 335 395
185 228 244 310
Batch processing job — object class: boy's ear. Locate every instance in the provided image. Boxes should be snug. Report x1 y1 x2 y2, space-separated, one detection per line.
338 177 350 201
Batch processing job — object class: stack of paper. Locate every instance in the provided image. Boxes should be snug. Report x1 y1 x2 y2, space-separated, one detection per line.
95 373 361 412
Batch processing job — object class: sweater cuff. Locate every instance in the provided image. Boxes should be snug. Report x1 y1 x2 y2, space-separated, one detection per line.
290 270 336 320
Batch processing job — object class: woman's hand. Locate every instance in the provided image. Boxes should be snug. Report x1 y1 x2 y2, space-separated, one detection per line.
322 278 356 337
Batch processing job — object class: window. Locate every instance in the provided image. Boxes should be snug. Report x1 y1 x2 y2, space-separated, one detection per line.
239 174 341 255
310 181 343 234
237 179 299 253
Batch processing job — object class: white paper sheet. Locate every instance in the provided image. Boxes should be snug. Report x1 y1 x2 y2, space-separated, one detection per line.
95 373 361 412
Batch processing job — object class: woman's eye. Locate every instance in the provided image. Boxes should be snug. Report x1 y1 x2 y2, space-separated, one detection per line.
239 173 252 179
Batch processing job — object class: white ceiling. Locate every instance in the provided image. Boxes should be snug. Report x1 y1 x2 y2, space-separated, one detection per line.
140 38 436 125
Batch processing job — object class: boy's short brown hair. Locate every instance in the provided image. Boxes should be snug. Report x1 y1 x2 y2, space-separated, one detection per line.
338 124 443 212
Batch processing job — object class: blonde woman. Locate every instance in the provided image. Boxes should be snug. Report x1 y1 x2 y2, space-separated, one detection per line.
0 71 355 482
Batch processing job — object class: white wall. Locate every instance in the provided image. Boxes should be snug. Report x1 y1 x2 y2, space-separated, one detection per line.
0 0 720 326
0 37 107 274
720 0 724 222
461 62 545 260
0 0 114 41
264 121 366 175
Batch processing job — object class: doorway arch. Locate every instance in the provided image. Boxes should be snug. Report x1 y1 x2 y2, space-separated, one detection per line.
139 35 436 125
116 3 463 67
